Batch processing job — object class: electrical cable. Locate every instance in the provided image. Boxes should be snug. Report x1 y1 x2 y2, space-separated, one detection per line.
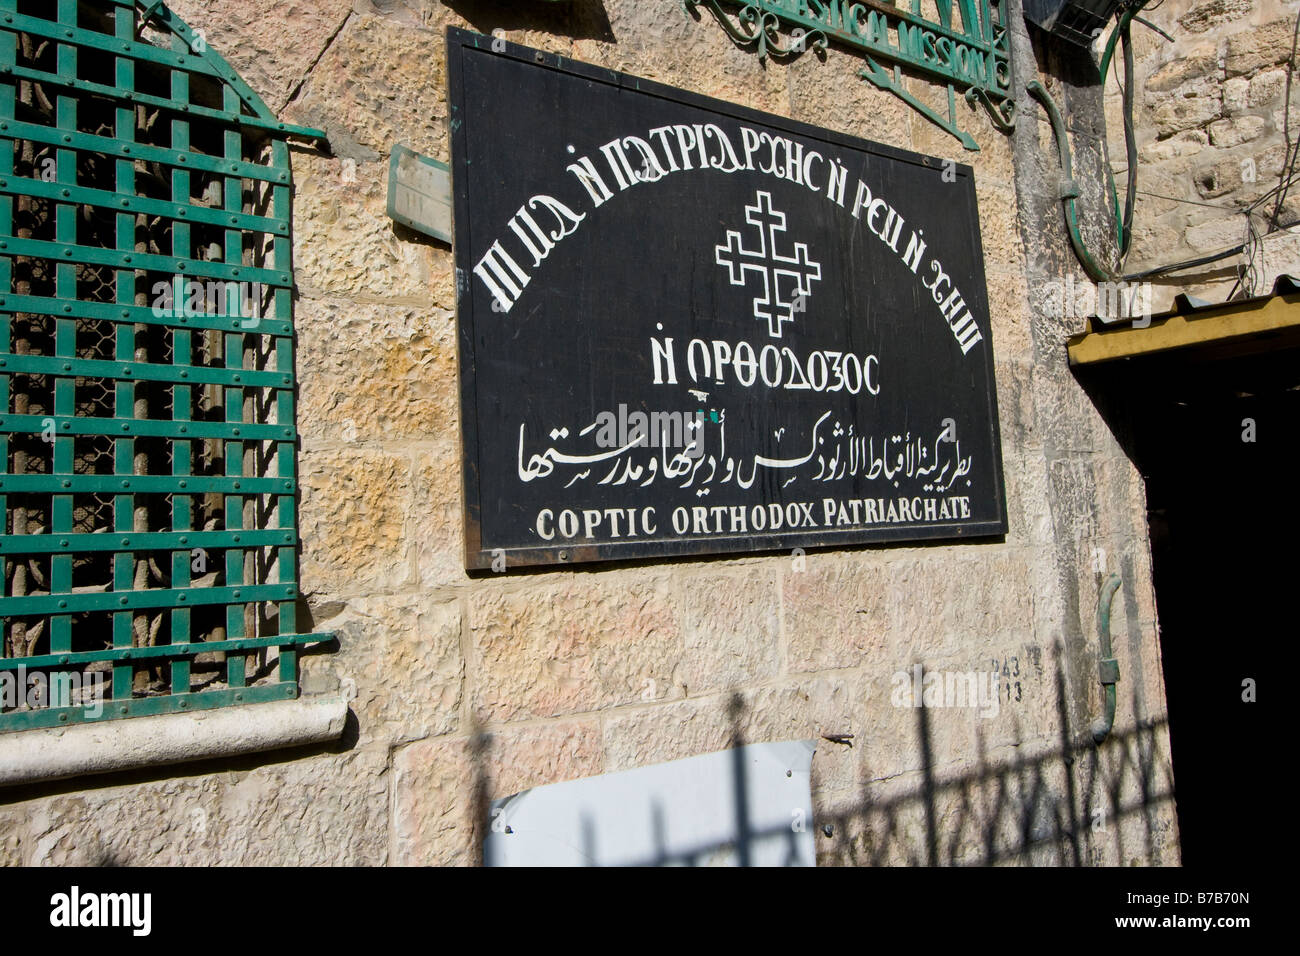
1096 2 1149 267
1106 9 1300 289
1122 216 1300 280
1029 0 1145 284
1130 189 1251 210
1041 2 1300 291
1132 16 1172 42
1267 13 1300 231
1120 19 1137 256
1225 215 1259 300
1028 80 1117 282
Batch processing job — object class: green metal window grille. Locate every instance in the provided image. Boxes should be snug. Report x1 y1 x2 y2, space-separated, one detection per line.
0 0 330 733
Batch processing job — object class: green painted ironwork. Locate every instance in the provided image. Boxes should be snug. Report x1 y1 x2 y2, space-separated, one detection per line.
682 0 1015 151
0 1 331 733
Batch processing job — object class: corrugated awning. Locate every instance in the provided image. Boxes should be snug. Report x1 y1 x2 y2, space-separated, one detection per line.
1067 276 1300 368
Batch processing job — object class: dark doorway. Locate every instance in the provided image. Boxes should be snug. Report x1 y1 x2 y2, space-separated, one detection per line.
1076 330 1292 867
1142 390 1283 866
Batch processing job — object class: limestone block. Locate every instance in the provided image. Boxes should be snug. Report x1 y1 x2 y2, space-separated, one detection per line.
167 0 354 112
877 548 1034 672
430 244 458 310
986 267 1034 362
1193 155 1245 198
1207 114 1267 147
1078 722 1179 865
600 676 866 794
468 571 685 722
1026 540 1068 647
8 748 388 865
0 806 20 864
1226 18 1296 78
600 695 737 774
1045 454 1131 560
391 720 604 865
679 567 781 693
930 547 1036 641
1030 355 1108 455
1127 166 1196 218
907 91 1015 190
1223 76 1250 115
992 357 1036 462
1138 128 1209 163
788 46 912 153
295 296 458 443
285 15 450 161
1185 216 1247 251
903 62 1008 160
1252 227 1300 272
1146 49 1219 94
1178 273 1239 304
784 552 892 673
975 181 1025 273
747 680 866 795
807 770 921 865
836 759 1064 866
1148 86 1222 139
859 638 1050 784
1104 90 1127 157
291 152 433 301
572 0 787 117
325 595 462 747
1125 15 1168 65
1254 139 1290 178
412 442 469 591
1177 0 1257 35
1000 449 1052 548
298 445 415 597
287 0 579 156
1249 68 1289 107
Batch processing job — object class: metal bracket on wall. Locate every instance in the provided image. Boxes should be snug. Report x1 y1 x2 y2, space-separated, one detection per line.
1092 573 1122 744
682 0 1016 151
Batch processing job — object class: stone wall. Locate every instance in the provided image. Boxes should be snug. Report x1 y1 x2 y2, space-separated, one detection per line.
1108 0 1300 307
0 0 1179 866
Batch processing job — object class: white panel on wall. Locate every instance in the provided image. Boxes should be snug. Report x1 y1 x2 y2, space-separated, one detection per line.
484 740 818 867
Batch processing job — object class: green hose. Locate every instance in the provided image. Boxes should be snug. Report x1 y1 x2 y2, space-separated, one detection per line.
1103 4 1145 258
1098 3 1146 83
1031 4 1151 282
1027 80 1117 282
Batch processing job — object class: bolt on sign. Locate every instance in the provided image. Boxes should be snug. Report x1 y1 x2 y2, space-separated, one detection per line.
447 28 1006 569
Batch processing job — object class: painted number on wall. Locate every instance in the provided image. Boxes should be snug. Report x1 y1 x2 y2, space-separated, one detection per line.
993 655 1022 704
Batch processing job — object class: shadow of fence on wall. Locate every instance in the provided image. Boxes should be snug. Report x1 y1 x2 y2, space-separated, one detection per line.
468 665 1178 867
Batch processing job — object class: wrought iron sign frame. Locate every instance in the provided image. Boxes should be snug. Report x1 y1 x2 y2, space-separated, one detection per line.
683 0 1015 151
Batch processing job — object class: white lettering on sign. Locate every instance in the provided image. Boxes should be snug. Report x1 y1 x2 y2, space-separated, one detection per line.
533 495 970 540
469 122 986 359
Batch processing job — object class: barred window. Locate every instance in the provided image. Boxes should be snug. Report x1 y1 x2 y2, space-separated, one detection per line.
0 0 329 732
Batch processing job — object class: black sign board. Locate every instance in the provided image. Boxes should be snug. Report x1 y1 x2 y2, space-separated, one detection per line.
447 27 1006 569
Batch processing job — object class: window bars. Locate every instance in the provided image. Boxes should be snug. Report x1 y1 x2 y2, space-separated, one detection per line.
0 0 330 732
